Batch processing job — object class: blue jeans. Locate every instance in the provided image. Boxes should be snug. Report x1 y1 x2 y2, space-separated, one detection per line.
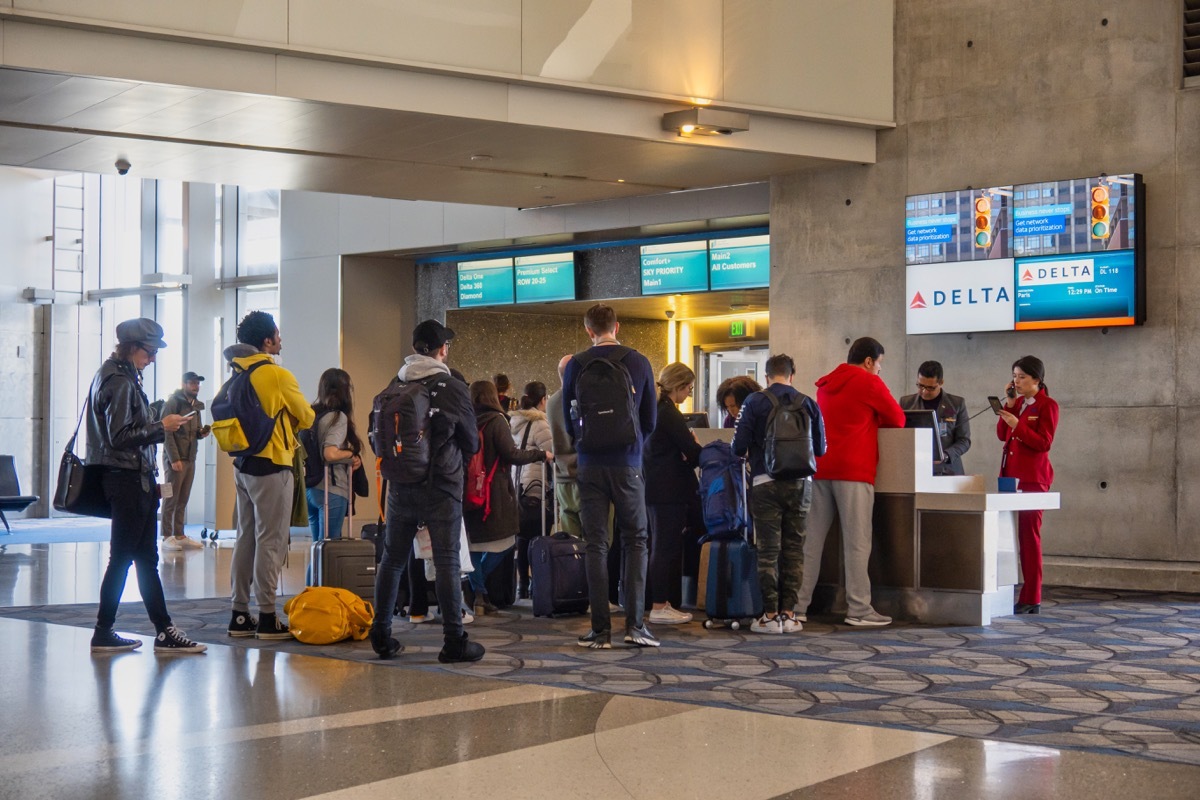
306 489 348 541
467 551 504 594
373 483 465 642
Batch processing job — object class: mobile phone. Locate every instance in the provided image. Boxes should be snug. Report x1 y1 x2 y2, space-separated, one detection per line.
1005 383 1016 399
987 396 1004 415
181 410 196 418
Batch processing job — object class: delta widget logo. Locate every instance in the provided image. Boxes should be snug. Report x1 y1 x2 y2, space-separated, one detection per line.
908 287 1010 308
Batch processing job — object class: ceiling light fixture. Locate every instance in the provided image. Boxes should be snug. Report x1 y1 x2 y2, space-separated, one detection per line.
663 108 750 137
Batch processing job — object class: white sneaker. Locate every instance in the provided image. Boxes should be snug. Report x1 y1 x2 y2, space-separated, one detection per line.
161 537 183 551
780 615 803 633
750 614 783 634
461 608 475 625
794 613 807 623
178 536 204 549
648 604 693 625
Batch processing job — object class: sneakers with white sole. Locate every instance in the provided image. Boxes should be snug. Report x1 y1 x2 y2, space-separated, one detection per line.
161 537 184 551
91 627 142 652
780 615 803 633
845 611 892 627
178 536 204 549
154 626 207 654
648 603 693 625
750 614 783 634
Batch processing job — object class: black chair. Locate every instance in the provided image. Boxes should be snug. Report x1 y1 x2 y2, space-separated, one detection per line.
0 455 38 533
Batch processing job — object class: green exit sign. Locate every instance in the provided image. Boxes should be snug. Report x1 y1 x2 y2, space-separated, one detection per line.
730 319 746 337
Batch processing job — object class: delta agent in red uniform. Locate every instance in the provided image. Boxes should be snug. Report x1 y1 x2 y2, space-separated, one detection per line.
996 355 1059 614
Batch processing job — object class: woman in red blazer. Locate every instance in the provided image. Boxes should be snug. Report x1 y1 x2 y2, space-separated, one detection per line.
996 355 1059 614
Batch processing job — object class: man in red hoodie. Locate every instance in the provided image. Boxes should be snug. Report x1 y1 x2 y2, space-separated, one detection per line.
795 337 906 627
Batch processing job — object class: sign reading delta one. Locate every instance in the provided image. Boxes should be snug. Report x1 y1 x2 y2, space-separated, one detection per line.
905 260 1016 334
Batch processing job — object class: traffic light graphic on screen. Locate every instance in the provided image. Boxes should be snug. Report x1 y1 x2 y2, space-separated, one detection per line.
973 195 993 249
1090 184 1111 239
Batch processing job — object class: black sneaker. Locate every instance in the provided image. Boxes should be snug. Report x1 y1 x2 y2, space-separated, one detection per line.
91 627 142 653
369 627 403 659
577 629 611 649
438 632 485 663
227 610 258 637
255 612 294 640
624 624 661 648
154 626 207 654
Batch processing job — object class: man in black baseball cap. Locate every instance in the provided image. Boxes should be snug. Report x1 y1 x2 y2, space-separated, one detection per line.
412 319 455 354
161 370 210 550
371 318 483 664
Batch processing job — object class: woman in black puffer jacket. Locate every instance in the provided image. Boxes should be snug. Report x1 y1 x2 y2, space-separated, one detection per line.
464 380 551 613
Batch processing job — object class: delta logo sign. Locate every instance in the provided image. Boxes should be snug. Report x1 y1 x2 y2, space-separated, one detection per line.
906 259 1016 334
1019 258 1095 286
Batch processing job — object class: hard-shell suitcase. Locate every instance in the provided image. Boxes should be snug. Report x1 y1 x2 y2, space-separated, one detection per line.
702 536 762 629
312 539 377 603
529 463 589 617
312 467 377 603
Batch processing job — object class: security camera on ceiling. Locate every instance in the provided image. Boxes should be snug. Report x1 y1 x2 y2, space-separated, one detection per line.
115 158 131 176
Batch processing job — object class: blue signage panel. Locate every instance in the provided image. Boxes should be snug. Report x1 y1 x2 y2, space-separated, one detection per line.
457 258 514 308
640 241 709 295
709 234 770 290
904 214 957 246
514 254 576 303
1014 249 1137 329
1012 204 1072 237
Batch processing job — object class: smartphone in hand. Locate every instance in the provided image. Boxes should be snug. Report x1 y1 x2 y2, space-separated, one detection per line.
1005 383 1016 399
181 410 196 418
988 396 1004 415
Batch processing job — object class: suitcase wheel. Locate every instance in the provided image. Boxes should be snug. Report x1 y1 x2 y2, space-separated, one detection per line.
730 620 740 631
704 619 715 630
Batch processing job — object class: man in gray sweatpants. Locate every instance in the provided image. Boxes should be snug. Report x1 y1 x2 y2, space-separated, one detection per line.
222 311 315 641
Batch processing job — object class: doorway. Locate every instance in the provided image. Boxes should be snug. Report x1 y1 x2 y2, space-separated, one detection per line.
699 345 770 427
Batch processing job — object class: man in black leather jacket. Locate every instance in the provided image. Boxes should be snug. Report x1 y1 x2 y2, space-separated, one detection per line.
87 318 206 654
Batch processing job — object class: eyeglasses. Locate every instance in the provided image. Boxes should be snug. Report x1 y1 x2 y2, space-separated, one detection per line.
916 383 940 392
137 344 159 357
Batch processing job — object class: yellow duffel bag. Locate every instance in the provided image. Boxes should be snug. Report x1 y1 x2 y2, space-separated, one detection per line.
284 586 374 645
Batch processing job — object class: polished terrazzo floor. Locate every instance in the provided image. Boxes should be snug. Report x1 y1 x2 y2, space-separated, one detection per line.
2 539 1200 799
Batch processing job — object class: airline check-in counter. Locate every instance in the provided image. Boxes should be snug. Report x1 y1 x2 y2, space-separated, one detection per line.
808 429 1060 626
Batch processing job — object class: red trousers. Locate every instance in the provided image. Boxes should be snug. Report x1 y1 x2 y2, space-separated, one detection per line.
1016 482 1049 604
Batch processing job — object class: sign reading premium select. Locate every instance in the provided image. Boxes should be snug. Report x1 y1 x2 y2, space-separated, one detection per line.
514 253 576 304
457 258 514 308
709 234 769 290
640 241 708 295
904 174 1144 334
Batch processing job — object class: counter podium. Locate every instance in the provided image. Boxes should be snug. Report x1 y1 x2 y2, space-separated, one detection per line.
807 428 1059 626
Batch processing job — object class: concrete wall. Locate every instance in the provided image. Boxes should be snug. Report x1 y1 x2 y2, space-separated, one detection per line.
770 0 1199 590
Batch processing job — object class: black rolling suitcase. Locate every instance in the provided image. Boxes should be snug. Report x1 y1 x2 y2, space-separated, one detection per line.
312 467 377 603
529 463 589 617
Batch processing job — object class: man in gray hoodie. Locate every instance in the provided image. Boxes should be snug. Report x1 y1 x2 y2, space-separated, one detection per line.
369 320 484 663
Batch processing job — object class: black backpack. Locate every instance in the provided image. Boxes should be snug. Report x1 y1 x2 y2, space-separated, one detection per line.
369 377 433 483
572 346 638 453
762 390 817 480
299 410 331 489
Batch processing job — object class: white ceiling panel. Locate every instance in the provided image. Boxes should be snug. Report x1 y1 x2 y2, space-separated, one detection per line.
0 66 841 207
